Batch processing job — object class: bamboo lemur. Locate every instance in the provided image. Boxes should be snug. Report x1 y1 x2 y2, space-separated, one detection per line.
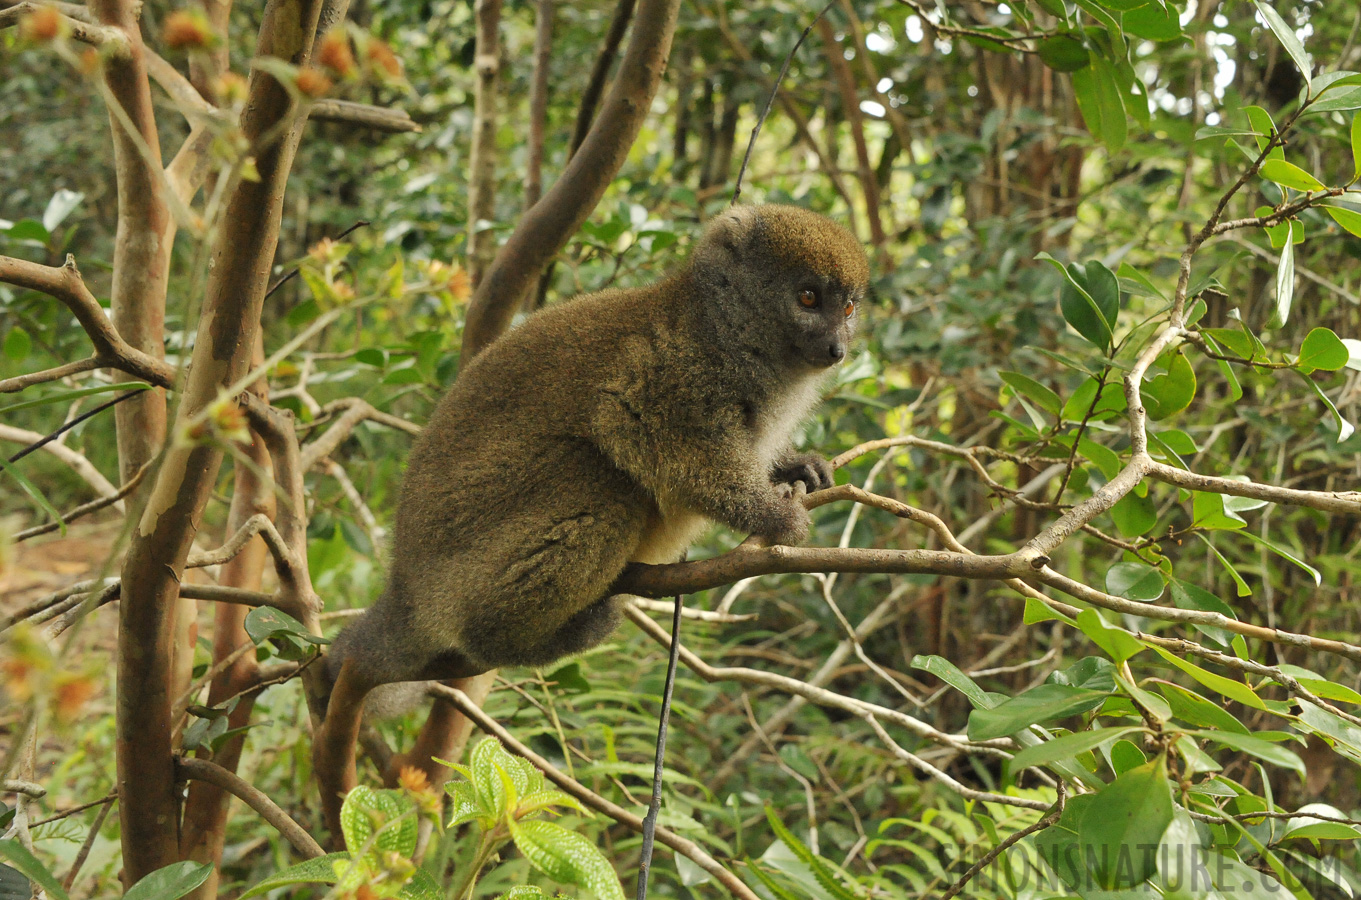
316 204 869 831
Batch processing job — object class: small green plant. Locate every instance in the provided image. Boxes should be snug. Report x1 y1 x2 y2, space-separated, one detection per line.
239 785 441 899
445 737 625 900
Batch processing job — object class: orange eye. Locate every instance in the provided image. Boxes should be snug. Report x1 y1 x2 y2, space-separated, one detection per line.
798 288 818 308
843 301 855 318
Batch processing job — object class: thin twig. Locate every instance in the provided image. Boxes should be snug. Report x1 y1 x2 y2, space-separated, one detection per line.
636 594 683 900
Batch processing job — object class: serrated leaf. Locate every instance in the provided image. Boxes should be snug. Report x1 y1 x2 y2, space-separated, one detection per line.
237 854 352 900
509 819 625 900
1255 1 1312 87
517 789 586 818
762 809 861 900
340 786 417 859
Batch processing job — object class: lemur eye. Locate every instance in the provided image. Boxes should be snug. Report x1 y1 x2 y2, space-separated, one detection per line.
798 288 819 308
843 301 855 318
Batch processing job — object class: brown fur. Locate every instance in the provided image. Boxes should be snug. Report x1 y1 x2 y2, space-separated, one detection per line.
326 204 869 688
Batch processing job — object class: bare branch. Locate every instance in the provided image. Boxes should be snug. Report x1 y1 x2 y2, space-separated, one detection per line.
174 757 325 859
309 99 421 133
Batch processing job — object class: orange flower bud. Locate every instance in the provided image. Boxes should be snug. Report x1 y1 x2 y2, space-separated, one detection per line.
317 28 356 77
20 5 66 42
365 38 402 79
162 9 216 49
295 66 332 98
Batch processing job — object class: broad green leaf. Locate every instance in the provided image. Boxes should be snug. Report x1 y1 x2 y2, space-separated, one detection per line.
1243 106 1284 159
1077 609 1146 663
239 854 349 899
1037 253 1121 349
1110 489 1157 537
340 786 417 859
999 371 1062 416
1122 2 1179 40
1260 159 1325 192
1298 700 1361 766
1092 54 1128 154
1054 656 1118 692
400 869 443 900
1143 352 1196 420
1038 33 1090 71
1326 204 1361 237
124 862 214 900
498 887 554 900
1109 738 1146 773
1192 730 1306 779
1105 561 1164 601
1255 1 1312 87
1156 681 1250 733
1267 222 1295 329
1311 87 1361 112
1152 647 1266 710
1072 64 1106 147
1008 725 1144 773
0 841 70 900
510 819 626 900
1193 491 1246 530
1297 327 1349 371
1034 794 1098 891
1282 803 1361 841
1078 758 1175 889
446 782 484 828
1276 664 1361 704
967 683 1111 741
6 219 50 244
1062 377 1126 422
1169 579 1237 646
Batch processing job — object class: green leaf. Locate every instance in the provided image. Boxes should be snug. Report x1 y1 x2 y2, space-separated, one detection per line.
1195 534 1251 596
999 371 1062 416
6 219 50 245
1307 376 1356 443
1156 681 1250 733
124 862 214 900
1092 54 1128 153
1008 725 1145 773
1192 730 1306 779
1151 646 1266 710
967 683 1111 741
2 327 30 362
340 786 418 859
1169 579 1237 646
0 841 70 900
1297 327 1350 372
1105 562 1164 601
510 819 626 900
1143 352 1196 420
762 809 861 900
1193 491 1246 530
1122 2 1180 40
1072 64 1106 147
910 655 996 709
1242 106 1284 159
1267 222 1296 330
1110 490 1157 537
1353 113 1361 182
1077 609 1146 663
1078 758 1175 889
1037 254 1120 350
243 606 325 647
1254 1 1312 88
1310 87 1361 112
239 854 349 898
1238 531 1323 585
1039 33 1090 71
1326 203 1361 237
1109 738 1146 773
399 869 443 900
1260 159 1325 192
1063 377 1126 422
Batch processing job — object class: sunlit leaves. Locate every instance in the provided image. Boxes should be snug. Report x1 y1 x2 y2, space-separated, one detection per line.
1259 159 1325 192
1121 3 1180 42
1296 327 1349 372
1142 352 1195 420
1268 221 1295 329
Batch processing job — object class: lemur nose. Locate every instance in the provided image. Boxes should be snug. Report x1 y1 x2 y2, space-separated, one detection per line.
829 343 846 362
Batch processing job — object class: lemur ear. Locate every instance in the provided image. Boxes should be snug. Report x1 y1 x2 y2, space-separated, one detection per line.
697 205 760 262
